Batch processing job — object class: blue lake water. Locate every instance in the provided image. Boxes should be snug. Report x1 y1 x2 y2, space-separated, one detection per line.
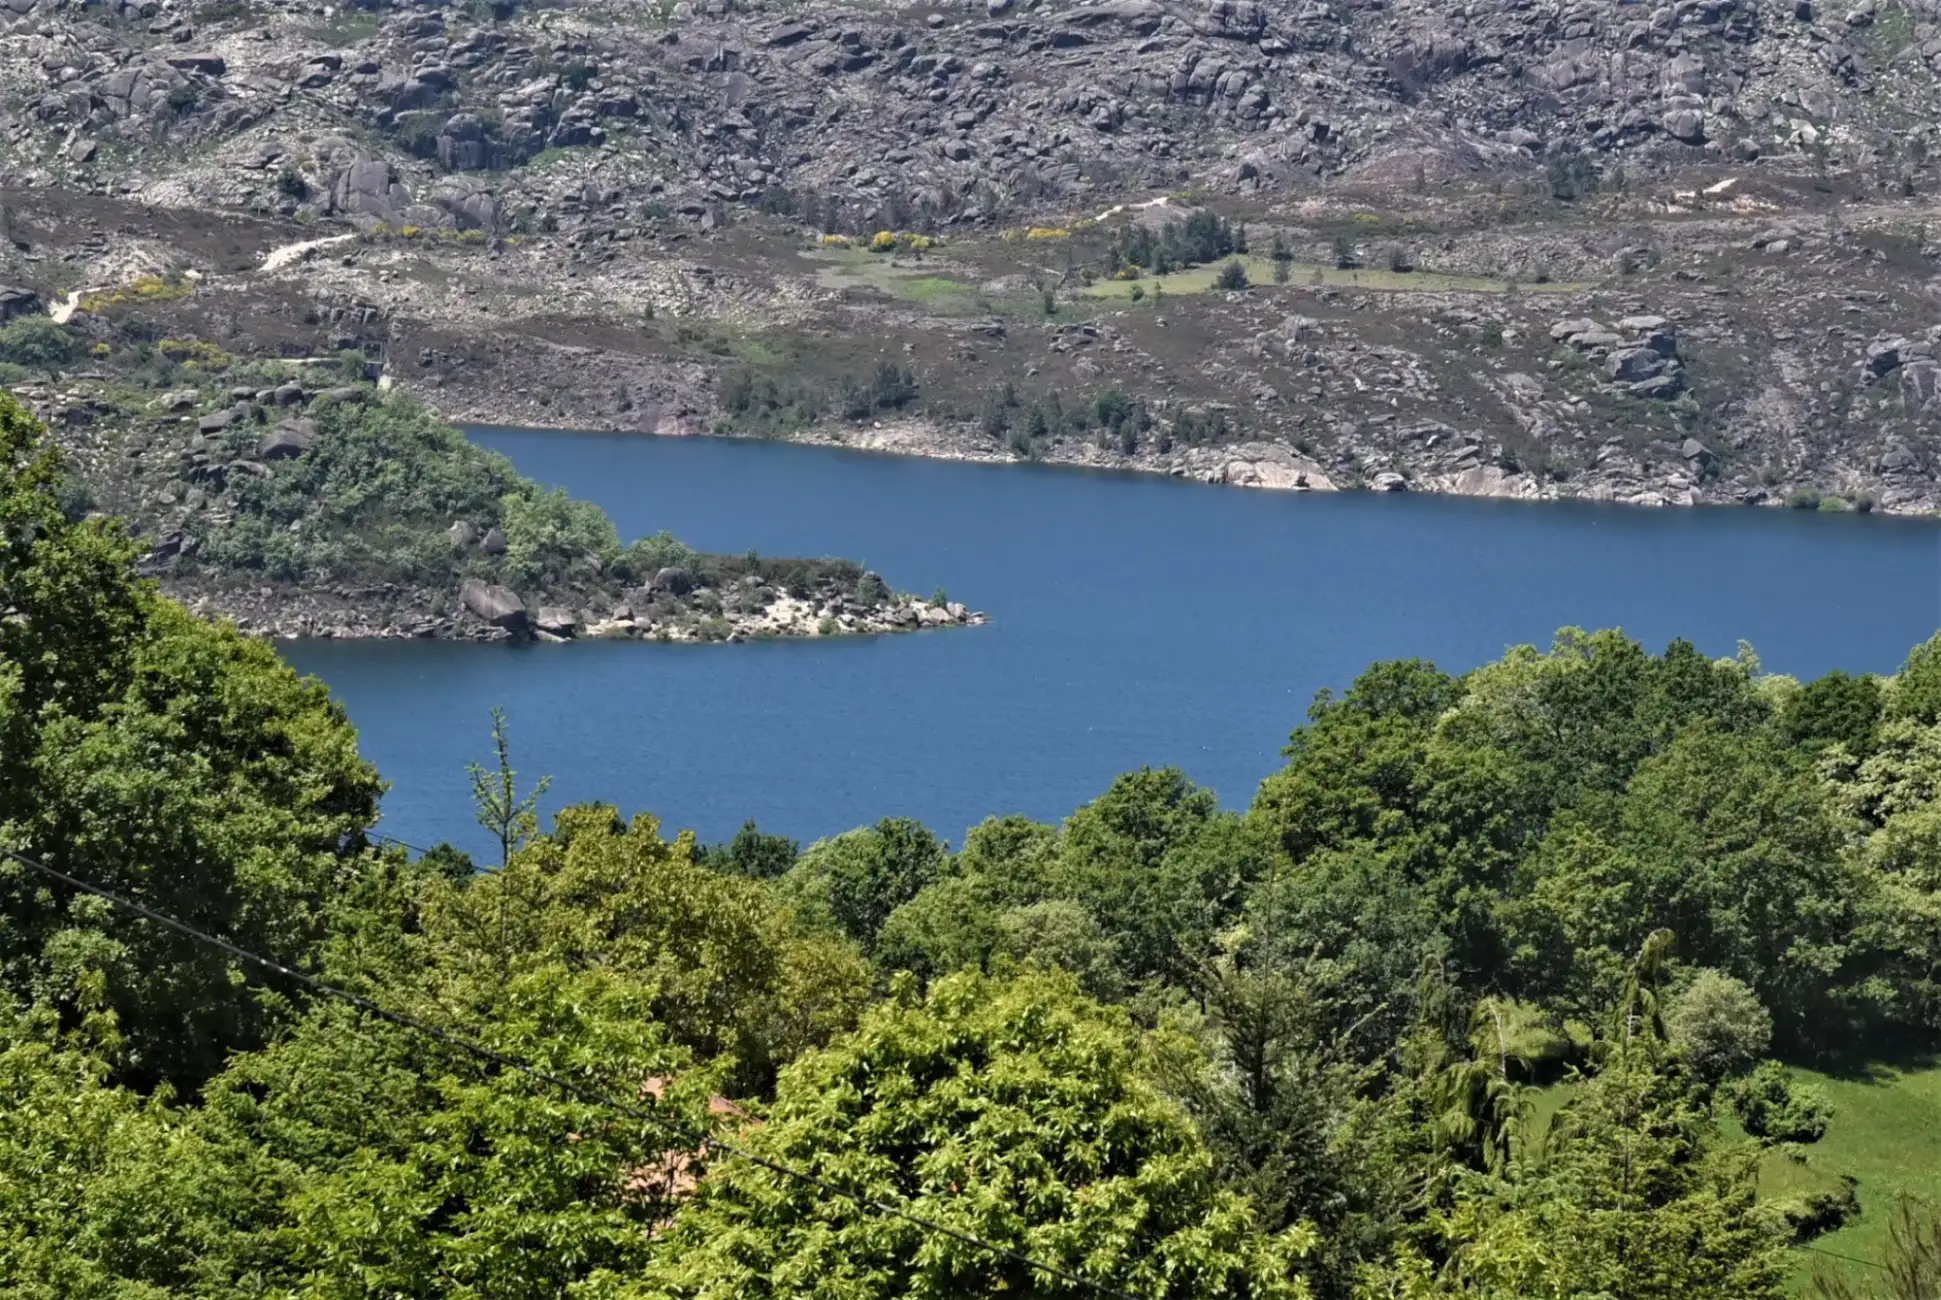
280 431 1941 860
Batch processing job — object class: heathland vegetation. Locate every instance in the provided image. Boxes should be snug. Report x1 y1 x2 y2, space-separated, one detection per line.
3 392 1939 1298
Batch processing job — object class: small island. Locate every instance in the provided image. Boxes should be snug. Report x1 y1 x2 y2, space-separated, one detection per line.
15 357 979 642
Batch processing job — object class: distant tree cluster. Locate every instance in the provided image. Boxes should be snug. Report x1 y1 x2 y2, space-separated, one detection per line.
1106 209 1246 276
719 359 919 433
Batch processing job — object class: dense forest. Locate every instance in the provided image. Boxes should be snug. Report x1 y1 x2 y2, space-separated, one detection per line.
3 388 1940 1299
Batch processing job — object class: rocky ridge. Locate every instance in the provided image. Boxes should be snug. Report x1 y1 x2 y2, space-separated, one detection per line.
1 0 1938 538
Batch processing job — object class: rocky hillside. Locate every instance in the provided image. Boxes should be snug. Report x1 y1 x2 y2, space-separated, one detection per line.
2 0 1939 518
15 364 978 639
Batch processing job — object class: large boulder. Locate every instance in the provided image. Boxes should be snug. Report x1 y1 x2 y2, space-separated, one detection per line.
429 175 499 229
480 525 508 555
1620 316 1679 359
1867 337 1910 376
1607 347 1666 383
535 606 579 637
256 418 316 460
460 579 528 633
653 565 696 595
1662 109 1706 144
0 287 41 320
164 52 227 75
436 114 493 173
1550 316 1604 341
1900 360 1941 409
332 158 410 222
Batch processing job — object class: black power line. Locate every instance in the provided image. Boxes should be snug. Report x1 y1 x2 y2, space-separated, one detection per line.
1800 1243 1889 1272
365 829 439 857
0 845 1144 1300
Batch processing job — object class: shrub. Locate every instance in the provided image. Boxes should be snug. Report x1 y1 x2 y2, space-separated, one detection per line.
870 360 916 410
1214 259 1249 290
0 317 75 375
1667 970 1772 1082
1723 1062 1832 1143
1773 1175 1859 1243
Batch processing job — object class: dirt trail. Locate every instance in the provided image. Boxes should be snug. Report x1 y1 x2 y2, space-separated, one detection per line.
261 233 357 272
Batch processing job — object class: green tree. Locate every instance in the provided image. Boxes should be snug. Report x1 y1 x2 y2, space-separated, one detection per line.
1170 917 1418 1293
1887 631 1941 726
698 819 800 879
426 805 871 1091
1059 767 1249 980
469 705 551 869
499 484 623 589
0 393 383 1088
637 971 1315 1300
781 817 949 951
1666 970 1771 1083
1782 670 1883 756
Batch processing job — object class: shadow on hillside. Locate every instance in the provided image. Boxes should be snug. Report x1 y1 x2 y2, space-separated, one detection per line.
1810 1044 1939 1085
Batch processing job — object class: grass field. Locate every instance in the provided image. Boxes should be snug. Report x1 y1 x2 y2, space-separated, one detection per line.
1080 255 1592 299
1518 1060 1941 1294
1767 1059 1941 1294
799 246 1592 314
800 247 986 310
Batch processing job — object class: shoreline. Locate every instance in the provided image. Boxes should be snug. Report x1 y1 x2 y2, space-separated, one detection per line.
455 408 1940 521
172 579 988 645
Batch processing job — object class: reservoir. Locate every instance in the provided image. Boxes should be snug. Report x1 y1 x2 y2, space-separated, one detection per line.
281 430 1941 859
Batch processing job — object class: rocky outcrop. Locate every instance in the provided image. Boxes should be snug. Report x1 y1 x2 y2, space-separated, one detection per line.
1555 314 1686 400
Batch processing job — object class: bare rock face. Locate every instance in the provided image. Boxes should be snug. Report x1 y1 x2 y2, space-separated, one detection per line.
460 579 528 634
